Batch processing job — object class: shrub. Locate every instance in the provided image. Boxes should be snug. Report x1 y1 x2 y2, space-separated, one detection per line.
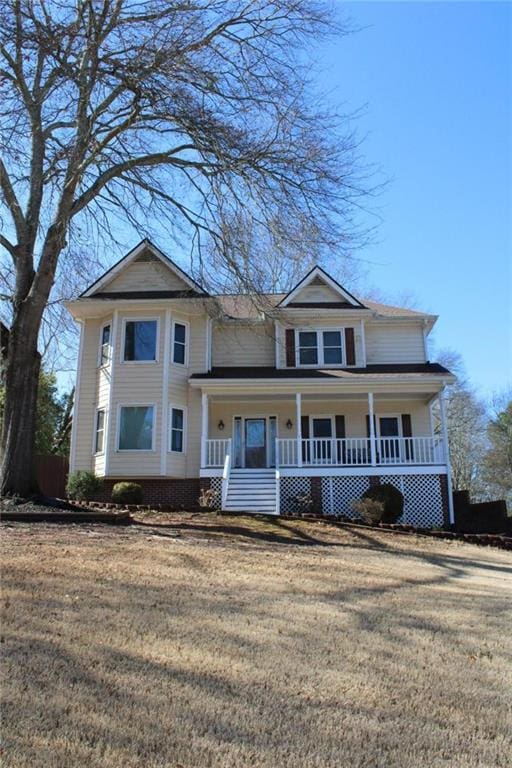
66 470 102 501
362 483 404 524
111 482 144 505
351 497 384 525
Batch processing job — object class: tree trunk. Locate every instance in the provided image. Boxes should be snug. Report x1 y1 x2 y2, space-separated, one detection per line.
0 318 41 497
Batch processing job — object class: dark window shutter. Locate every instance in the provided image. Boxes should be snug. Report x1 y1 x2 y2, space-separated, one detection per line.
402 413 413 460
345 327 356 365
301 415 310 463
335 414 346 463
285 329 296 367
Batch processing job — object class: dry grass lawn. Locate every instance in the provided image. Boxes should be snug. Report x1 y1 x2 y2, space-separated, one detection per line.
1 513 511 768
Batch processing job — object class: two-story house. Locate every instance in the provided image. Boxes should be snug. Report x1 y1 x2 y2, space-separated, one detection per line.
66 240 455 526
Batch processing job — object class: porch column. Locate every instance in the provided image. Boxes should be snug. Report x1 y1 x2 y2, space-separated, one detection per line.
296 392 302 467
438 387 454 524
368 391 377 466
200 392 209 468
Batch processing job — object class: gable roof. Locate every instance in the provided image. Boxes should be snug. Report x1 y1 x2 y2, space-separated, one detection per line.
277 266 366 308
80 239 208 298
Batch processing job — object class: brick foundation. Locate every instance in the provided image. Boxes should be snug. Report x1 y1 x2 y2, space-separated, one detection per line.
95 478 201 509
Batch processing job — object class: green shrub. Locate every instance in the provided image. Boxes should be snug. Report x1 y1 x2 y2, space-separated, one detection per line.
362 483 404 524
111 482 144 505
66 470 102 501
351 497 384 525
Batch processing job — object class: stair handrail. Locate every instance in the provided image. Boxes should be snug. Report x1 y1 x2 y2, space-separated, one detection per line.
221 438 232 510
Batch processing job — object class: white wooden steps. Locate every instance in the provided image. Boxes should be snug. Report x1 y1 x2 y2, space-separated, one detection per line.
223 469 278 515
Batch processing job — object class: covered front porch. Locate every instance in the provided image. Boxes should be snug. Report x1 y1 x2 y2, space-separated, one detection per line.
198 389 449 474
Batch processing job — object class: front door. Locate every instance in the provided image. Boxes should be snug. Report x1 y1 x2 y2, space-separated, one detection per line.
379 417 400 462
245 418 267 468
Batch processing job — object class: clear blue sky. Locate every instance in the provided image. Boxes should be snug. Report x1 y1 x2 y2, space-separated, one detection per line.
318 0 511 397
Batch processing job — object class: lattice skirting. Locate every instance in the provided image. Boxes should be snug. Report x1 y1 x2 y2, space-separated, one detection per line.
320 474 446 528
279 477 311 514
208 477 222 510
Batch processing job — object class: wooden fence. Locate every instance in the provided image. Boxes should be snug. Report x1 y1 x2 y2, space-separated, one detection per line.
35 455 69 498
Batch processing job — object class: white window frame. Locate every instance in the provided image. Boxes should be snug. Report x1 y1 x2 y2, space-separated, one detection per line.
93 408 106 454
295 328 345 368
120 316 160 364
309 414 335 438
168 404 187 453
98 322 112 367
117 403 157 452
376 413 403 438
171 318 189 367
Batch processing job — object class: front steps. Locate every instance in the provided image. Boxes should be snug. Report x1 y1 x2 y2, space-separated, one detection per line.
223 469 278 515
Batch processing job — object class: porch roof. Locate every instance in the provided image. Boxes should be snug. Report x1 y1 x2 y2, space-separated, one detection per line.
190 363 452 381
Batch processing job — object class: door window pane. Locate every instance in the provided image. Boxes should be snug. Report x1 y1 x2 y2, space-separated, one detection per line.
124 320 157 361
246 420 265 447
322 331 343 364
170 407 184 452
233 417 243 467
172 323 187 365
119 406 154 450
269 416 277 467
298 331 318 365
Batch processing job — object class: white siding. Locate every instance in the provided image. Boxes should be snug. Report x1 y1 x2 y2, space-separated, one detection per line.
291 282 344 303
366 322 426 363
212 323 275 367
102 261 191 293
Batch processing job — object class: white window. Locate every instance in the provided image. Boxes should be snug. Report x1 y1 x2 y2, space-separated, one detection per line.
122 319 158 362
169 407 186 452
99 323 111 366
296 329 344 367
118 405 155 450
95 409 105 453
172 321 188 365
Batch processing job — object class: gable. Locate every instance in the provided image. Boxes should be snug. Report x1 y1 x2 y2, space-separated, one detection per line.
81 240 207 298
100 250 192 294
277 266 365 308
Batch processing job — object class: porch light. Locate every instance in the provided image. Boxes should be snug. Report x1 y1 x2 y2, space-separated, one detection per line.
218 420 225 431
286 419 293 430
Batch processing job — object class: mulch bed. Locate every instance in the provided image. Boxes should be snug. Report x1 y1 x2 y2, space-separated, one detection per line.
0 497 131 525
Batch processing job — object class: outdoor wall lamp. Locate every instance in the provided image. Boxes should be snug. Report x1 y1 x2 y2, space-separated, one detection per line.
218 420 225 431
286 419 293 430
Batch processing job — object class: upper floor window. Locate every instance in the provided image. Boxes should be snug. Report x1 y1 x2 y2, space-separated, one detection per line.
118 405 155 450
123 319 158 362
99 323 111 366
297 329 343 366
172 321 188 365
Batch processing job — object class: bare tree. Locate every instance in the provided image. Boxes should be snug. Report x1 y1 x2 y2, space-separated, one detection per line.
0 0 371 496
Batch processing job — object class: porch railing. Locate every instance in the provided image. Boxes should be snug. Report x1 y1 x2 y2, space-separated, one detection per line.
205 438 231 468
276 436 445 468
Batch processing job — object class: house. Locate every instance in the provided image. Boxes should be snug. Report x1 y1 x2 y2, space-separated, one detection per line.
65 239 455 525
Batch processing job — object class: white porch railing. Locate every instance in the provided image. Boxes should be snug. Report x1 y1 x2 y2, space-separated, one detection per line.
221 441 232 509
276 436 445 467
205 438 231 468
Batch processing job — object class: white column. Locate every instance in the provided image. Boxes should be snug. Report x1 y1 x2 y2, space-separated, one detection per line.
439 387 454 524
104 309 119 476
296 392 302 467
160 308 172 475
368 391 377 466
200 392 209 468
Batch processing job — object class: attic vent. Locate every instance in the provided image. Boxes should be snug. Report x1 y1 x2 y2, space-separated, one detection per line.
133 250 159 263
310 276 326 286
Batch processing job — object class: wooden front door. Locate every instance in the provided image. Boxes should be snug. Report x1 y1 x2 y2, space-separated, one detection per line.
245 419 267 468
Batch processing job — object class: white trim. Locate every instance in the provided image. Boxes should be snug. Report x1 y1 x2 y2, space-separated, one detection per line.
168 404 188 453
189 377 455 393
120 316 160 363
202 465 448 479
278 266 364 307
439 387 454 524
200 393 208 467
294 327 347 368
93 408 106 455
171 317 189 367
368 392 376 466
116 403 157 452
81 240 207 297
97 320 112 368
231 414 278 468
296 393 302 468
69 320 85 472
104 309 119 474
376 413 403 439
160 309 172 474
422 322 429 362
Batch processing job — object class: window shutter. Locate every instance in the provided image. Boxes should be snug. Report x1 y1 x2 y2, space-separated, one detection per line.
402 413 413 461
345 327 356 365
285 329 296 367
335 414 346 463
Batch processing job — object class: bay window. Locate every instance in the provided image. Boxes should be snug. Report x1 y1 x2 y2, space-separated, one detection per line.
123 319 158 362
169 407 186 452
118 405 155 450
172 321 188 365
